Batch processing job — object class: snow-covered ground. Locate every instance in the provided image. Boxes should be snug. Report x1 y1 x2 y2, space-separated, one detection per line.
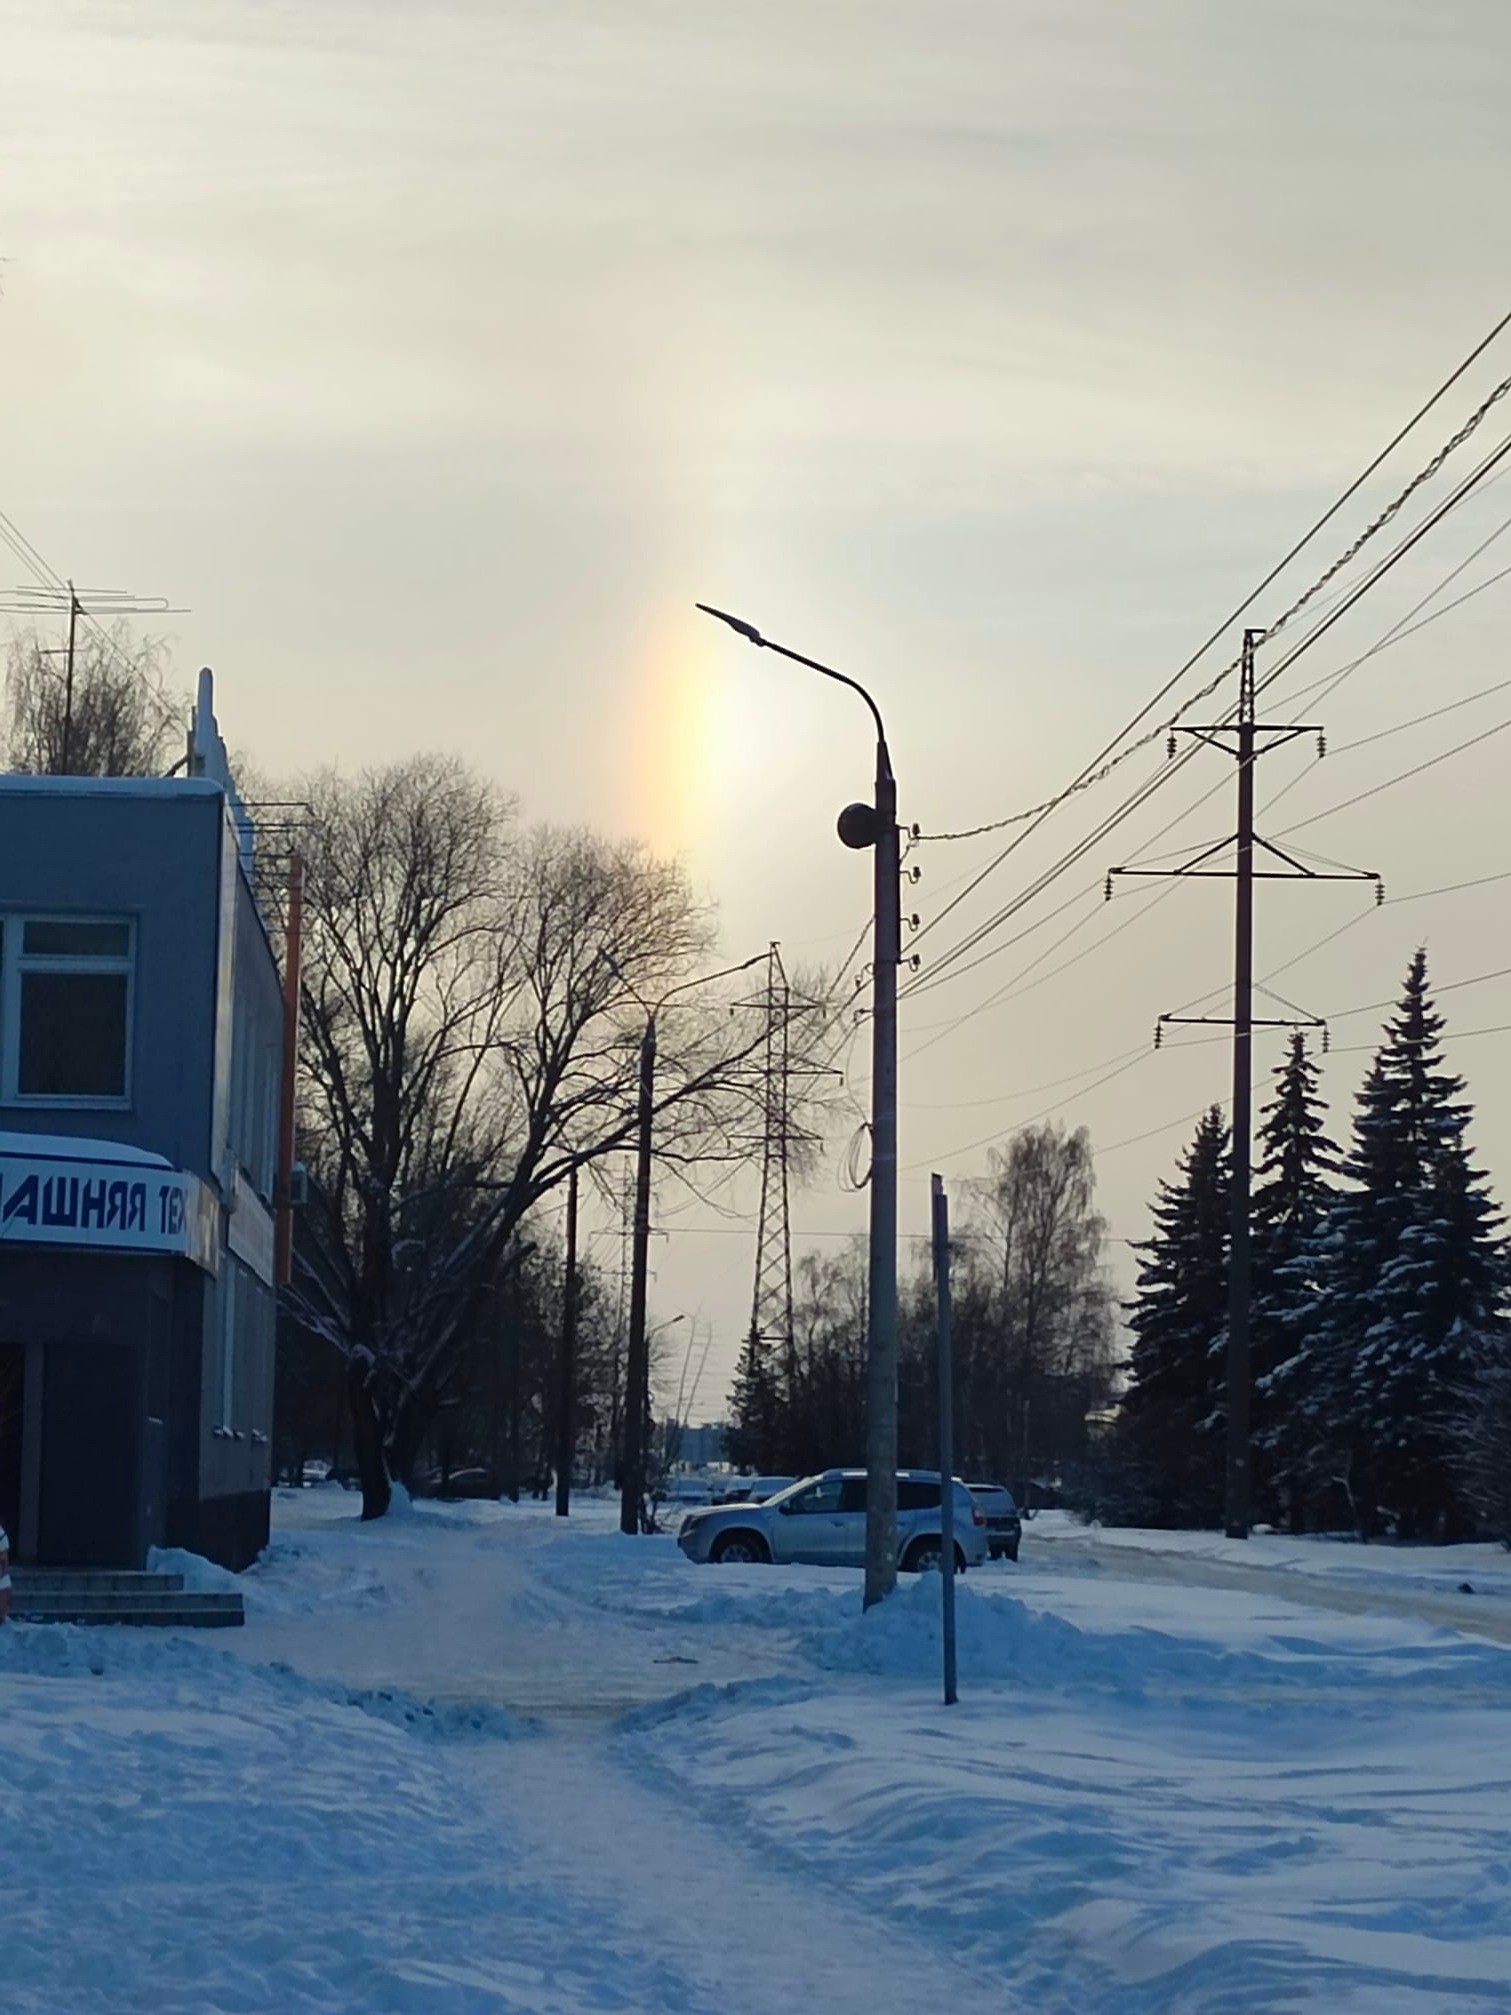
3 1492 1510 2013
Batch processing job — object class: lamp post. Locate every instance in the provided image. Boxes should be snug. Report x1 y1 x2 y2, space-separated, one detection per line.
611 954 766 1536
696 604 900 1610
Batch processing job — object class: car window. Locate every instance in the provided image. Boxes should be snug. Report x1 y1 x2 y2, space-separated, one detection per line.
897 1479 940 1512
838 1477 867 1513
786 1477 844 1515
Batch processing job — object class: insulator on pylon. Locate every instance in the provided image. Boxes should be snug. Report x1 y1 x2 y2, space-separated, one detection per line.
1104 874 1113 902
907 914 920 931
1376 879 1386 906
908 865 922 883
909 953 922 972
1317 732 1327 759
910 823 921 841
1322 1024 1331 1054
1166 733 1177 759
1153 1021 1163 1051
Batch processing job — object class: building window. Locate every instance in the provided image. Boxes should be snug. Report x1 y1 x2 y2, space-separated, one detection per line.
2 917 133 1104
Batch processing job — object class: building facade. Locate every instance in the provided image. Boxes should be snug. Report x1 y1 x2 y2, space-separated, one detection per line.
0 709 284 1569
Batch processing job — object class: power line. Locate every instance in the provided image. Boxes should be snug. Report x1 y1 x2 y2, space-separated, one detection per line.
904 419 1511 1005
1271 712 1511 839
901 1047 1155 1172
901 1039 1153 1111
1100 1011 1511 1164
0 509 187 737
912 308 1511 856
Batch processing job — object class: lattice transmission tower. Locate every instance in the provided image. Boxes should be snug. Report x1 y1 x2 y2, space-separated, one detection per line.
741 944 828 1406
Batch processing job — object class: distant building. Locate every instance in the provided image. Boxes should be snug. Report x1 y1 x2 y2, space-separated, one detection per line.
0 675 285 1569
669 1422 729 1469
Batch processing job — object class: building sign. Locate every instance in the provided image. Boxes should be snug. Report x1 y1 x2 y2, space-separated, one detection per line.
0 1149 219 1273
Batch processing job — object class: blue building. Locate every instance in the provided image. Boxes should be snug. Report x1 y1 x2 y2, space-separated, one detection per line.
0 675 284 1568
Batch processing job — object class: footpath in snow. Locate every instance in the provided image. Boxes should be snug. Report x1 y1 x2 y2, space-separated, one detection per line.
3 1489 1511 2013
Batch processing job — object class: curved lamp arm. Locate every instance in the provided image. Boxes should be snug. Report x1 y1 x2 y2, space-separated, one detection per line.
696 604 893 784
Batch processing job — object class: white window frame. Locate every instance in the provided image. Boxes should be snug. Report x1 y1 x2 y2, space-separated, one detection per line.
0 914 135 1109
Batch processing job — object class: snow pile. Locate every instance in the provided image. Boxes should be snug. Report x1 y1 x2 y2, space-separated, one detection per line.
659 1569 1511 1705
0 1630 716 2015
626 1644 1511 2012
147 1543 243 1591
0 1621 526 1742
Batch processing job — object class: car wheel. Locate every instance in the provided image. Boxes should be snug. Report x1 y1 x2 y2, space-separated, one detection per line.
903 1538 967 1574
1005 1542 1020 1563
710 1530 770 1566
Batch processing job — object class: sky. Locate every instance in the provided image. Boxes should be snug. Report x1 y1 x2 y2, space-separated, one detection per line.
4 0 1511 1416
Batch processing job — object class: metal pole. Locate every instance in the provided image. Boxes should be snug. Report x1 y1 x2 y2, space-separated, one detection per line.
1225 629 1258 1540
932 1173 958 1705
619 1015 657 1536
692 606 900 1603
864 741 900 1610
274 853 304 1287
60 582 79 774
555 1163 579 1517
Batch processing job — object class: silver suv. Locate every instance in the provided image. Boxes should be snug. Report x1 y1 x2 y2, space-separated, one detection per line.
676 1469 988 1572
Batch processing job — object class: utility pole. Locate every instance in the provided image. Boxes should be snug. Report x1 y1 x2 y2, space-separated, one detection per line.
274 853 304 1288
1227 633 1259 1541
619 1015 657 1536
61 583 80 776
554 1164 579 1518
1110 627 1378 1539
0 580 182 774
864 734 902 1609
931 1173 958 1707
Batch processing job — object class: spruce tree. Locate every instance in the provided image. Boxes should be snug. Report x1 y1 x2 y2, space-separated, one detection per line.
724 1331 785 1473
1250 1032 1339 1524
1294 950 1510 1537
1117 1106 1230 1526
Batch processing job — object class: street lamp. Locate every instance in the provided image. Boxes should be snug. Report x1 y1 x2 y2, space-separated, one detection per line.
609 953 766 1537
696 604 901 1610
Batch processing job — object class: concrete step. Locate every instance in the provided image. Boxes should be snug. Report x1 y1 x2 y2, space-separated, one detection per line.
11 1570 187 1596
10 1588 243 1628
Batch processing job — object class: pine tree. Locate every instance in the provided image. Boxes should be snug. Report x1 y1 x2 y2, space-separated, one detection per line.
1116 1106 1230 1526
724 1330 785 1473
1250 1032 1339 1524
1292 950 1510 1538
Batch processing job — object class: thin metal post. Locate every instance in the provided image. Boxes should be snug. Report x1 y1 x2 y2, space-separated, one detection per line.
274 853 304 1287
864 745 900 1610
555 1163 579 1517
619 1016 657 1536
1225 630 1258 1540
931 1173 958 1705
60 582 79 774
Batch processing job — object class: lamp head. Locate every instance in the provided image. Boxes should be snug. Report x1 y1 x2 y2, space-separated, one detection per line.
837 801 880 850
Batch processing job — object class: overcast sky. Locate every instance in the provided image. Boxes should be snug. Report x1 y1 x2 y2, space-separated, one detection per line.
6 0 1511 1415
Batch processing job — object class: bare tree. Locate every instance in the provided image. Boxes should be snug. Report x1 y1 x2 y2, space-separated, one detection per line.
4 621 184 776
284 757 812 1519
1456 1365 1511 1545
970 1123 1117 1492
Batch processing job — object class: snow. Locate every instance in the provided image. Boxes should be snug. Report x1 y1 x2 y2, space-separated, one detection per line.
4 1490 1511 2012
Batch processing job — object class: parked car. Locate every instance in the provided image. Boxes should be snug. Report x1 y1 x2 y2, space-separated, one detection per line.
676 1470 988 1572
664 1475 714 1508
0 1522 10 1625
712 1475 797 1505
412 1467 500 1501
967 1482 1022 1561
